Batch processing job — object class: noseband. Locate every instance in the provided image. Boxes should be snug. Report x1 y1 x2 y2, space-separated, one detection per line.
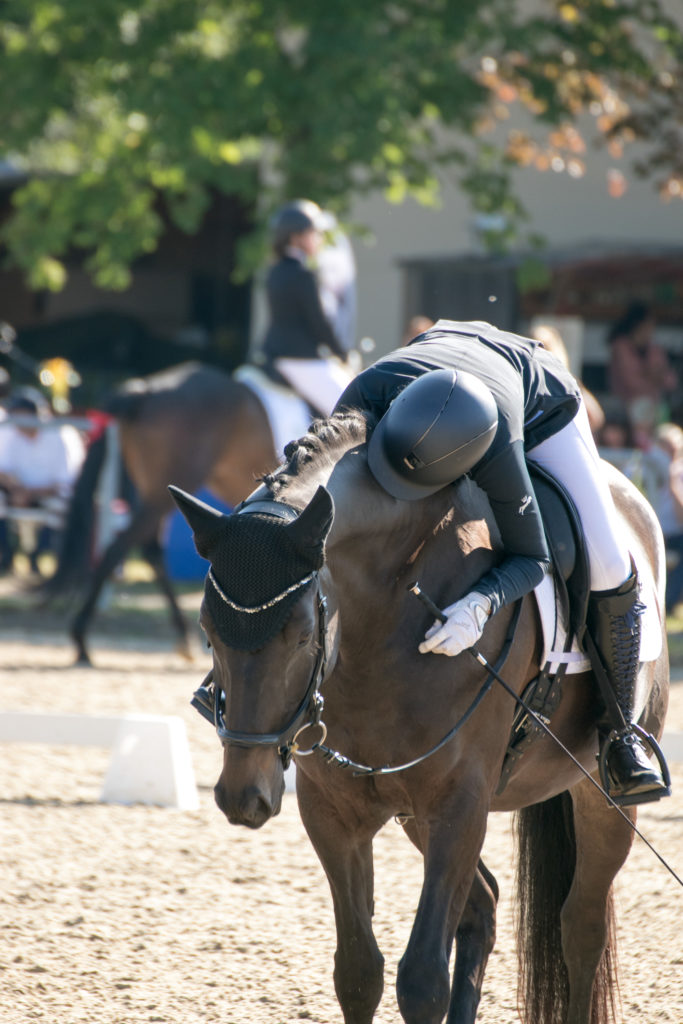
212 577 329 767
192 496 331 770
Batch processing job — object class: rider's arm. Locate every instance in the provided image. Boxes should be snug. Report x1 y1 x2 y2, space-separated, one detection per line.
470 440 550 615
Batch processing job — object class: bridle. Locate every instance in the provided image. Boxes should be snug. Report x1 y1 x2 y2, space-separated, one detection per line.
212 577 329 768
193 492 519 774
194 492 518 779
195 567 520 777
200 498 331 768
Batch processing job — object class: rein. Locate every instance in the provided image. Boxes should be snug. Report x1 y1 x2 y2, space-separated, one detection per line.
316 601 522 776
198 573 521 777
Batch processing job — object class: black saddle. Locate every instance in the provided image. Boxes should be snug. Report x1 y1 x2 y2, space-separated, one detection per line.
529 462 590 640
495 464 591 796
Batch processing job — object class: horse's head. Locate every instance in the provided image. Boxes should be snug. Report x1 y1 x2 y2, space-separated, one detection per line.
172 409 502 828
170 481 337 829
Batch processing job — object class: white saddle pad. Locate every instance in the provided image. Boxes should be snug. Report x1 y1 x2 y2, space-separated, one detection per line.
234 364 313 461
535 555 662 677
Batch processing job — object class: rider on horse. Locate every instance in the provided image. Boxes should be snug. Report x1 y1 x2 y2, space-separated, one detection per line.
260 199 354 418
335 318 671 807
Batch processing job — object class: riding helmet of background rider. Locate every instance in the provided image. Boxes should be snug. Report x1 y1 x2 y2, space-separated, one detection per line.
269 199 329 258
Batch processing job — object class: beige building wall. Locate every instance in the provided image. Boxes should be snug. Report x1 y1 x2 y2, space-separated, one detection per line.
349 149 683 360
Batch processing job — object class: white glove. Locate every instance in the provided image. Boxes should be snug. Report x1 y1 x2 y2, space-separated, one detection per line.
418 592 492 657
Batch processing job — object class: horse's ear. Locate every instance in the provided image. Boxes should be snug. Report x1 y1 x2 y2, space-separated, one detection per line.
168 485 225 559
286 485 334 555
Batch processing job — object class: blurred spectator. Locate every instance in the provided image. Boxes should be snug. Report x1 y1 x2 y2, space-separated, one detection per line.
650 422 683 614
596 406 637 450
402 315 435 348
607 302 679 430
627 395 662 451
0 391 85 574
531 323 605 437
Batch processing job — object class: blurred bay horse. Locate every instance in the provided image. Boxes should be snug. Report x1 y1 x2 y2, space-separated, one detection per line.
45 362 280 664
172 411 669 1024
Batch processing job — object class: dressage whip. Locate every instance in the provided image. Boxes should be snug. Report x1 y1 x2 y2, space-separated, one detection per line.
408 581 683 890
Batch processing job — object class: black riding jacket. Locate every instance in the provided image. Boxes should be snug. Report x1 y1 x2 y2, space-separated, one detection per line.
262 255 346 362
334 319 582 615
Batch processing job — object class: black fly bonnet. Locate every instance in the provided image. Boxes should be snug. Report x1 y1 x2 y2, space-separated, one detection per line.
169 485 334 651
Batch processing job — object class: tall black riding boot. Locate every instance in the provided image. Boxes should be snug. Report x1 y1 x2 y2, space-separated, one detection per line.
586 569 671 807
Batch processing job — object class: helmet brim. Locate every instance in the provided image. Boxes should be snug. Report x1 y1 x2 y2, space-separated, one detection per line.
367 426 449 501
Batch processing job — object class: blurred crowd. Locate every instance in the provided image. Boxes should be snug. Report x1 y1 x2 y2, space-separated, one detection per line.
0 376 85 575
402 305 683 614
531 304 683 615
1 208 682 618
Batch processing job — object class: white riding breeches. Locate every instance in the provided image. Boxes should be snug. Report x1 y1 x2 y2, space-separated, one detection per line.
527 401 631 592
274 357 355 418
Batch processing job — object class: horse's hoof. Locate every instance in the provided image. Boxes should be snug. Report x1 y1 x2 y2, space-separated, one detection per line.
72 643 92 667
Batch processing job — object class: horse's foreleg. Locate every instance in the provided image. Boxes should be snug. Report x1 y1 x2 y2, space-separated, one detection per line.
71 506 161 665
563 778 633 1024
447 859 499 1024
397 790 488 1024
139 535 191 659
296 780 384 1024
330 838 384 1024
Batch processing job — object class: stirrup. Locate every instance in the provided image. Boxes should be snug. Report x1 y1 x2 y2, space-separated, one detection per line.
598 723 672 807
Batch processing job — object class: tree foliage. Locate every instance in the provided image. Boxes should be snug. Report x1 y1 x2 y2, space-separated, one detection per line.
1 0 681 290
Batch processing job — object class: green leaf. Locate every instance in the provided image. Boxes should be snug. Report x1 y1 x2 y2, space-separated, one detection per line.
0 0 679 291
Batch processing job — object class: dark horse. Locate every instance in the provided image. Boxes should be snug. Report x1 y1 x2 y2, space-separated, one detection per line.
45 362 279 665
171 411 669 1024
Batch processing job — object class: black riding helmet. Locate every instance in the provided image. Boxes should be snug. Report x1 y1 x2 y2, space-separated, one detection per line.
367 369 498 500
269 199 328 256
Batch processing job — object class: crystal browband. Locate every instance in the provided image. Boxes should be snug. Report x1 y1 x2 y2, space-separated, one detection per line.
207 568 316 614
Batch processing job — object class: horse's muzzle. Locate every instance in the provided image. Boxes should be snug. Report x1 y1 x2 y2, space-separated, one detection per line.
216 785 279 829
214 760 285 829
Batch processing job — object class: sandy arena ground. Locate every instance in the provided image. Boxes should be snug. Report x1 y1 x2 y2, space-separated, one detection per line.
1 628 682 1024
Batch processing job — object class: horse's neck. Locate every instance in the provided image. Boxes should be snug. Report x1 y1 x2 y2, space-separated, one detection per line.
274 446 399 545
327 475 494 630
321 480 504 733
277 443 497 589
334 463 449 549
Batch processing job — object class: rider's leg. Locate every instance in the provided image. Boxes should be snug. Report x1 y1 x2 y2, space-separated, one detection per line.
527 401 670 805
274 357 354 417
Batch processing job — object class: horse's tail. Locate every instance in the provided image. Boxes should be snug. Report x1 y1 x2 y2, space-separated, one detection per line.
514 793 618 1024
40 433 107 599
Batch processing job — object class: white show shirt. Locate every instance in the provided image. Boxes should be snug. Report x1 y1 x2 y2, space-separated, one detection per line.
0 423 85 497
